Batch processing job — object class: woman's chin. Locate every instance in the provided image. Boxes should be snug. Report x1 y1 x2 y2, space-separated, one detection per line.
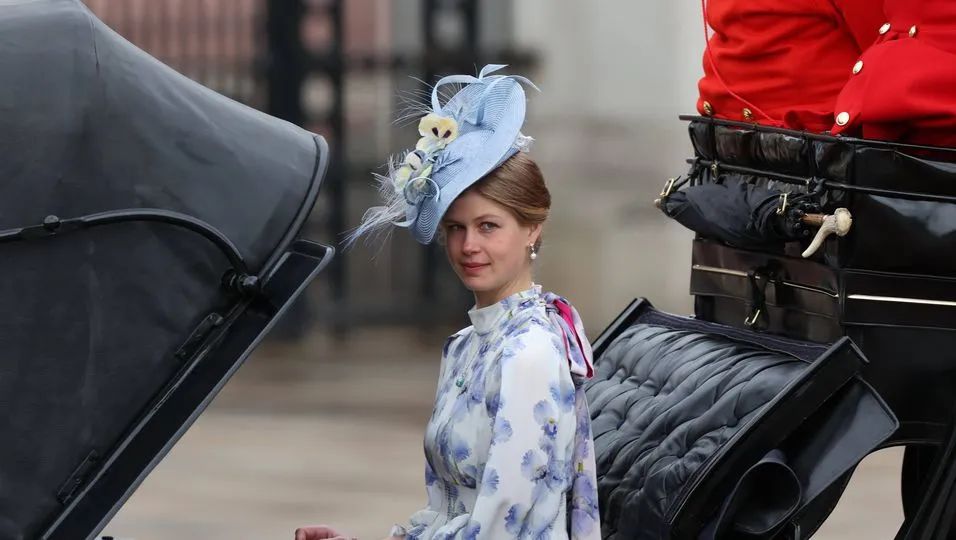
460 274 492 291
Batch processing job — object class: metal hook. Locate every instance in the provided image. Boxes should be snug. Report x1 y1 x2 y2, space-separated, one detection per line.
660 177 679 198
654 177 680 209
776 192 789 215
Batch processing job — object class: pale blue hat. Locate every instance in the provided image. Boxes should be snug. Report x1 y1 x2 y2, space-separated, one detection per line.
349 64 538 245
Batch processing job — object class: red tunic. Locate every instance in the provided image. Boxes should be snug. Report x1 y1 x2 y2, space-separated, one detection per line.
697 0 882 132
830 0 956 147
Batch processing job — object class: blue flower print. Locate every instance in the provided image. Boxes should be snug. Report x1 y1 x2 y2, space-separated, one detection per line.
529 313 554 332
466 362 487 406
443 334 463 358
450 431 472 462
478 339 491 357
522 444 567 500
524 449 562 501
574 397 593 459
463 520 481 540
571 472 600 535
499 346 518 363
499 335 530 363
503 321 532 340
449 367 488 422
505 502 556 539
533 400 559 439
481 467 500 495
453 334 470 357
505 504 528 535
492 417 513 444
549 382 575 413
485 391 503 417
521 450 549 483
545 458 566 491
574 433 591 463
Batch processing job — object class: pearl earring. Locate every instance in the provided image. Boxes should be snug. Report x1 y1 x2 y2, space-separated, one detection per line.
529 244 538 260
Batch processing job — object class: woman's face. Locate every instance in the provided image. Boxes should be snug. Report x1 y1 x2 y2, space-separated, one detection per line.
441 190 541 300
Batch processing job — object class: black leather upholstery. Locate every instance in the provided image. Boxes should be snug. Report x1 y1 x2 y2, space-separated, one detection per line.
587 322 807 538
585 305 896 540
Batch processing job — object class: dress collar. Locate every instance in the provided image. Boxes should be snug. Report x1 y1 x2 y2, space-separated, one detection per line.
467 284 542 334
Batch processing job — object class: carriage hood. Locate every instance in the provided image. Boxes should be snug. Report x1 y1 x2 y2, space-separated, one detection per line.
0 1 331 538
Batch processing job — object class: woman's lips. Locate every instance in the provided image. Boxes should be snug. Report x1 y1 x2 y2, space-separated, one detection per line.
461 262 489 276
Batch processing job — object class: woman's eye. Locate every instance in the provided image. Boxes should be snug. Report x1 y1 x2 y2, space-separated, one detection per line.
445 224 462 232
480 222 498 232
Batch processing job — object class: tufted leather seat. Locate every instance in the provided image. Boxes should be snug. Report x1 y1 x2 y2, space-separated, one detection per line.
585 301 896 539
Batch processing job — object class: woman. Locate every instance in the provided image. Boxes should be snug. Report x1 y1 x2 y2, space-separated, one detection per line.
296 65 601 540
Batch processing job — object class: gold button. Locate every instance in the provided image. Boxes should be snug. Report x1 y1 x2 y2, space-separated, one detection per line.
742 108 754 121
852 60 864 74
879 22 891 35
702 101 714 115
836 111 850 126
909 25 918 37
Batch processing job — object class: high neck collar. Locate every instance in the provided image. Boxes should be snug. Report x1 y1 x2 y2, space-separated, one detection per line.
468 284 542 334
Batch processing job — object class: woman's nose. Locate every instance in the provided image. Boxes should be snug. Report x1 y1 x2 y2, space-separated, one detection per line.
461 229 480 253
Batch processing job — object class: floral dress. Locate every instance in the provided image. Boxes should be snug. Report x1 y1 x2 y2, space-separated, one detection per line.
397 285 601 539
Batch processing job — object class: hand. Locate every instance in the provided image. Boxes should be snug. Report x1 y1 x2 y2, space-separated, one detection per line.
294 524 356 540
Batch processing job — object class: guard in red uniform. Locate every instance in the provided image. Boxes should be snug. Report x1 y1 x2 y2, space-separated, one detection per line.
830 0 956 147
697 0 882 132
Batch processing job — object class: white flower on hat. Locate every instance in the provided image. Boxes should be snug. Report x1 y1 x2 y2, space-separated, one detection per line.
416 113 459 153
393 149 431 194
404 150 424 169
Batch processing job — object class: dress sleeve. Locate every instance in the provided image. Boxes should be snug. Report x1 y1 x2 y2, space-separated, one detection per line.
396 331 469 539
430 328 577 539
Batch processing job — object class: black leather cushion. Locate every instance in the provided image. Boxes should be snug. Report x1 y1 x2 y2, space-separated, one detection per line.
586 322 808 539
